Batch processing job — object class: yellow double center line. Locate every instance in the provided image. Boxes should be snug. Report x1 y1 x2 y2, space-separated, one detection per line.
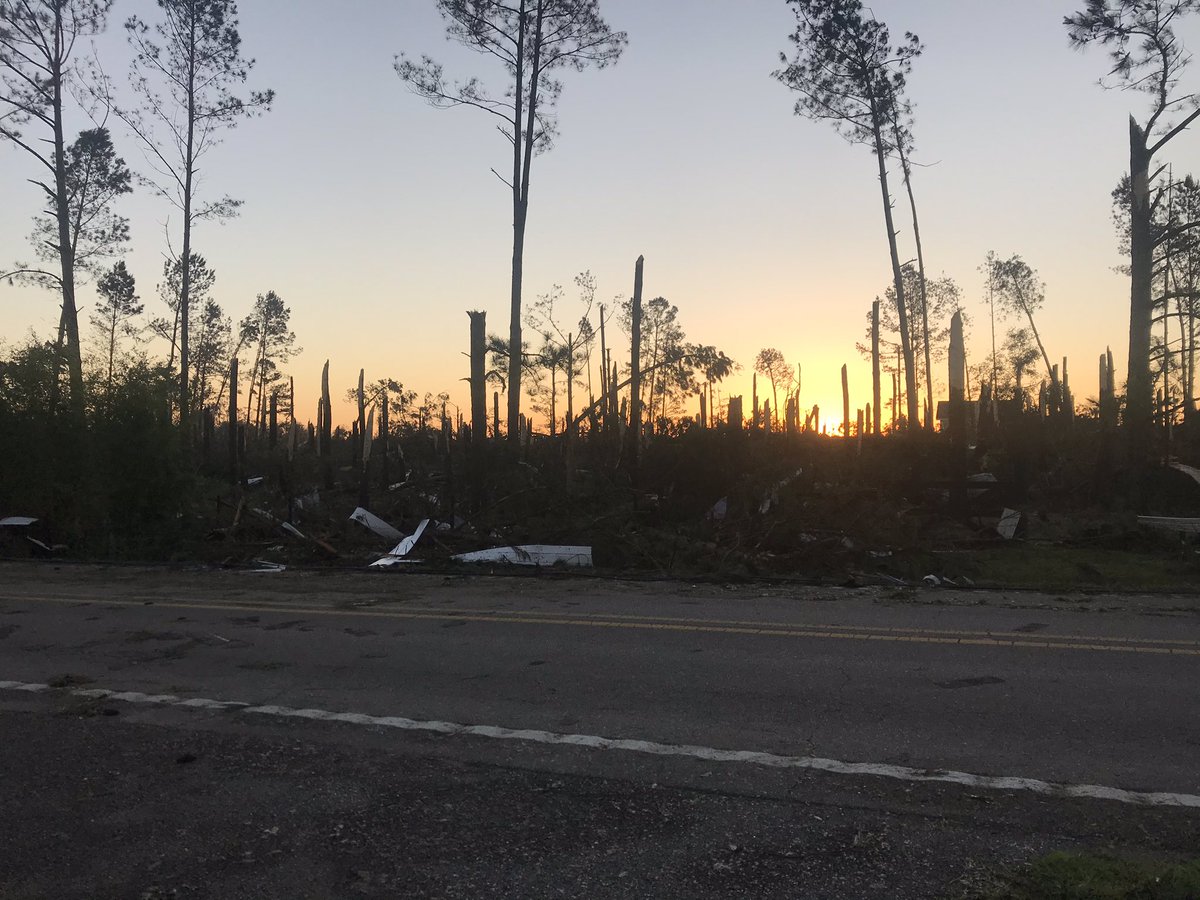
3 593 1200 656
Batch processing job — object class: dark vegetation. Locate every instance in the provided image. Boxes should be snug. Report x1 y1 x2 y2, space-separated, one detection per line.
6 343 1200 593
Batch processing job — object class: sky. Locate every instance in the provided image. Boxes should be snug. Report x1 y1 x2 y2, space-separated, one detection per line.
3 0 1200 431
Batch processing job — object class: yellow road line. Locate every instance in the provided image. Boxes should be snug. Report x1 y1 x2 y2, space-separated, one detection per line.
6 592 1199 648
370 605 1200 649
2 593 1198 657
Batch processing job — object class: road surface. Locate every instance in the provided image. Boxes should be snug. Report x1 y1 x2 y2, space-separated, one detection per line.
1 562 1197 898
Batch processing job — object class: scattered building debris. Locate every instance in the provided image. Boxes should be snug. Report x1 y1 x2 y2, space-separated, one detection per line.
707 498 728 521
1169 461 1200 487
2 516 65 554
249 506 336 556
848 570 907 587
243 560 286 573
348 507 404 543
293 490 320 511
1137 516 1200 536
452 545 593 568
369 518 432 567
967 472 999 500
25 536 66 555
997 508 1022 540
759 469 804 515
369 555 417 568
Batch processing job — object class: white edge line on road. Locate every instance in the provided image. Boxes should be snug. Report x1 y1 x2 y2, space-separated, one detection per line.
2 679 1198 810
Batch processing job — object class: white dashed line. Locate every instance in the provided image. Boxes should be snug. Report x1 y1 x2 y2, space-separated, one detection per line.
2 679 1198 809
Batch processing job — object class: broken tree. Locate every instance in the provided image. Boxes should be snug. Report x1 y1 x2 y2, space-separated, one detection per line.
397 0 626 443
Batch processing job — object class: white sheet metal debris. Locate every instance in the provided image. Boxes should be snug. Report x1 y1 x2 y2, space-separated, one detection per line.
369 518 431 567
390 518 429 557
0 517 37 527
997 508 1021 540
349 507 404 543
452 545 593 568
369 556 418 568
1137 516 1200 535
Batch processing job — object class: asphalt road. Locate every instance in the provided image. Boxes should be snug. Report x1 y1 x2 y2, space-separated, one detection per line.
1 563 1198 898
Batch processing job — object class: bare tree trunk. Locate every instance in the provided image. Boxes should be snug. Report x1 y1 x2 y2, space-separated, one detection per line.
871 299 881 434
892 117 933 429
107 310 117 395
506 0 545 445
468 310 487 443
841 364 850 440
50 11 84 416
948 311 967 511
566 332 575 443
598 304 609 430
627 256 644 469
320 360 332 489
1189 302 1197 419
508 202 527 444
380 390 390 489
549 356 557 436
871 106 918 427
228 356 238 484
610 359 618 424
1128 117 1157 462
178 10 198 429
245 340 263 428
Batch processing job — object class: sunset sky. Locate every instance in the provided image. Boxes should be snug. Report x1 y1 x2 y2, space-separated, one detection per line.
3 0 1199 431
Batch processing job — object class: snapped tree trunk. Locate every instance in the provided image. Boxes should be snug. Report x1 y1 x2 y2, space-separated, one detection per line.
627 255 644 469
841 364 850 441
948 311 967 510
468 310 487 443
1127 117 1155 462
320 360 333 489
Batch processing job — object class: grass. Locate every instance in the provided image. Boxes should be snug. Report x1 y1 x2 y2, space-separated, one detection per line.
977 852 1200 899
921 544 1200 592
